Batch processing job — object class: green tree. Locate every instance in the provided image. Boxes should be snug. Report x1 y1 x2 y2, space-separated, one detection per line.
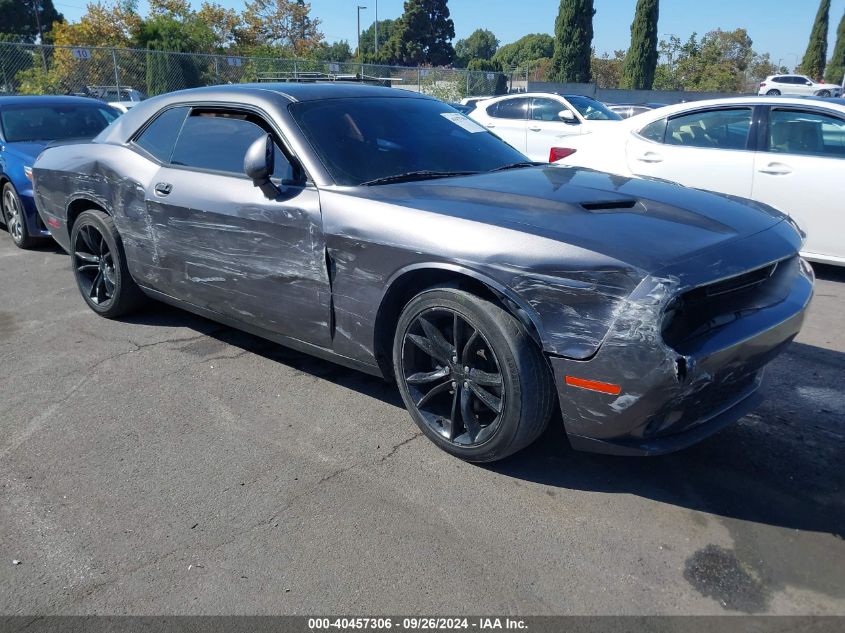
137 16 203 94
311 40 352 62
825 11 845 85
358 18 396 62
620 0 659 89
550 0 595 83
592 49 625 88
467 58 507 94
454 28 498 67
382 0 455 66
800 0 830 81
492 33 554 68
243 0 323 56
0 0 64 43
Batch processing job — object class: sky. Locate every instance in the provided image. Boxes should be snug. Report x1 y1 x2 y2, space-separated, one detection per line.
54 0 845 70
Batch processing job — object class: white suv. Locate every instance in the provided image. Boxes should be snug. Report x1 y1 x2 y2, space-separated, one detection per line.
759 75 842 98
468 93 622 162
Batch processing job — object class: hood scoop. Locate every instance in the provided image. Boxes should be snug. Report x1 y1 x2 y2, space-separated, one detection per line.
580 199 641 213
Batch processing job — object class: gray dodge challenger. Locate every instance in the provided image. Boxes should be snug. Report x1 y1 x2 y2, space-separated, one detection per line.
32 83 814 462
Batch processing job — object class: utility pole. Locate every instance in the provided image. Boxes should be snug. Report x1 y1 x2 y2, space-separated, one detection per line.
32 0 47 71
375 0 379 55
357 5 367 62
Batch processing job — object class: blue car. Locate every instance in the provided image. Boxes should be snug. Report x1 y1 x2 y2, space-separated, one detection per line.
0 96 119 248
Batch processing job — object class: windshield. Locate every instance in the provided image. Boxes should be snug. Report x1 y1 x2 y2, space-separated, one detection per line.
289 97 529 186
0 103 119 143
566 96 622 121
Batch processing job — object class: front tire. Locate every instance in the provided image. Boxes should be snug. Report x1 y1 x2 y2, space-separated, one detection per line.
817 90 831 97
766 89 781 96
70 209 146 318
2 183 37 249
393 288 554 462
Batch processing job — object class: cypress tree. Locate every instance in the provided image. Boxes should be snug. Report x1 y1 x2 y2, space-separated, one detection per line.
825 11 845 85
800 0 830 81
620 0 659 89
551 0 595 83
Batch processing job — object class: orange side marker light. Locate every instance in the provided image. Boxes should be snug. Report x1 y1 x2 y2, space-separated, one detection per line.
565 376 622 395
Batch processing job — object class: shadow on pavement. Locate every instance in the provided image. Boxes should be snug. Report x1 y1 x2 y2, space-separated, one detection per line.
490 340 845 539
122 301 844 539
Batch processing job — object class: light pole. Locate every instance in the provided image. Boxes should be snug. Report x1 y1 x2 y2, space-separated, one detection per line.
375 0 379 55
357 5 367 62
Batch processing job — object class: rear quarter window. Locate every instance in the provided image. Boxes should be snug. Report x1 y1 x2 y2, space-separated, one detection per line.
134 107 189 162
637 118 667 142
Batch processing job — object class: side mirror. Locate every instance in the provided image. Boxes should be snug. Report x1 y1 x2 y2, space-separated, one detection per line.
244 134 280 199
559 110 578 124
805 81 813 86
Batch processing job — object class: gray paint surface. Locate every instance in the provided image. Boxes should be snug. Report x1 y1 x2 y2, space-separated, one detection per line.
31 83 813 452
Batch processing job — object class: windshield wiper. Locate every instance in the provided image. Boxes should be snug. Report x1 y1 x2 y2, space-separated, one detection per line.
488 161 544 172
361 170 478 186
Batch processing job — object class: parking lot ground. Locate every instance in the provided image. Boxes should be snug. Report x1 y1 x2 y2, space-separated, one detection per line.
0 234 843 615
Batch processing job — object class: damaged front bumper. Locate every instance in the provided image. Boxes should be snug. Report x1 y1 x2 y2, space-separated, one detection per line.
548 253 814 456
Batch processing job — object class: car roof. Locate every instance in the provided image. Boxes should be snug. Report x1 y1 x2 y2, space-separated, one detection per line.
624 95 845 123
96 82 434 146
162 82 430 103
0 95 109 107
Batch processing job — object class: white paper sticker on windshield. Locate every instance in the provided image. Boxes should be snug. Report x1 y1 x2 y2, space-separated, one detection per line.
441 112 486 133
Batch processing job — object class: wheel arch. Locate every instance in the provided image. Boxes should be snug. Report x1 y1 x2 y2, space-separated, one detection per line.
66 195 110 235
372 263 548 380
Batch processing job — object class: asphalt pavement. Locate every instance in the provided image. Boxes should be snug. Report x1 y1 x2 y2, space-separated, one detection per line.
1 233 843 615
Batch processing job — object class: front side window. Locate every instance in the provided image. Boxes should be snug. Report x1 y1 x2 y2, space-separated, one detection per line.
491 98 529 120
169 110 292 179
768 109 845 158
564 96 622 121
665 108 752 150
0 103 118 142
134 106 189 162
531 98 567 121
290 97 528 186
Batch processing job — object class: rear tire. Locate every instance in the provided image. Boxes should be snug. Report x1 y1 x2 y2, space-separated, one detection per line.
2 183 37 249
70 209 146 318
393 287 554 462
766 89 781 96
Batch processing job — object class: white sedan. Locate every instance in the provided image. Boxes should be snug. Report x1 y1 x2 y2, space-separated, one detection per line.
469 92 622 162
555 97 845 266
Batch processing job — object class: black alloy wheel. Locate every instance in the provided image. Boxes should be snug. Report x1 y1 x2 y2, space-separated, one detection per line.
401 307 505 447
394 288 554 462
70 209 145 318
74 223 117 306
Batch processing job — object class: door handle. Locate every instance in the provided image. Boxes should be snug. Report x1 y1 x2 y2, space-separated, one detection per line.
529 126 542 132
635 152 664 163
758 163 793 175
485 124 496 129
154 182 173 196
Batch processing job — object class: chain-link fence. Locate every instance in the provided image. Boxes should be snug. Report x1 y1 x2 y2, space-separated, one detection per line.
0 42 508 102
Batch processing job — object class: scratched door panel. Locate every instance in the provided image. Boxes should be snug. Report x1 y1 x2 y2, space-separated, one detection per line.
145 167 332 347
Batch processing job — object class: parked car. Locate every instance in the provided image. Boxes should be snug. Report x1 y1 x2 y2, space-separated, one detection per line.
33 84 812 461
553 96 845 266
460 96 490 109
0 96 119 248
86 85 146 111
606 103 667 119
469 92 622 161
759 74 842 98
448 102 475 115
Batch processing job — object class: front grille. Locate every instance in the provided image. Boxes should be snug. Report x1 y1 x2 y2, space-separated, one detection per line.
662 257 797 353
